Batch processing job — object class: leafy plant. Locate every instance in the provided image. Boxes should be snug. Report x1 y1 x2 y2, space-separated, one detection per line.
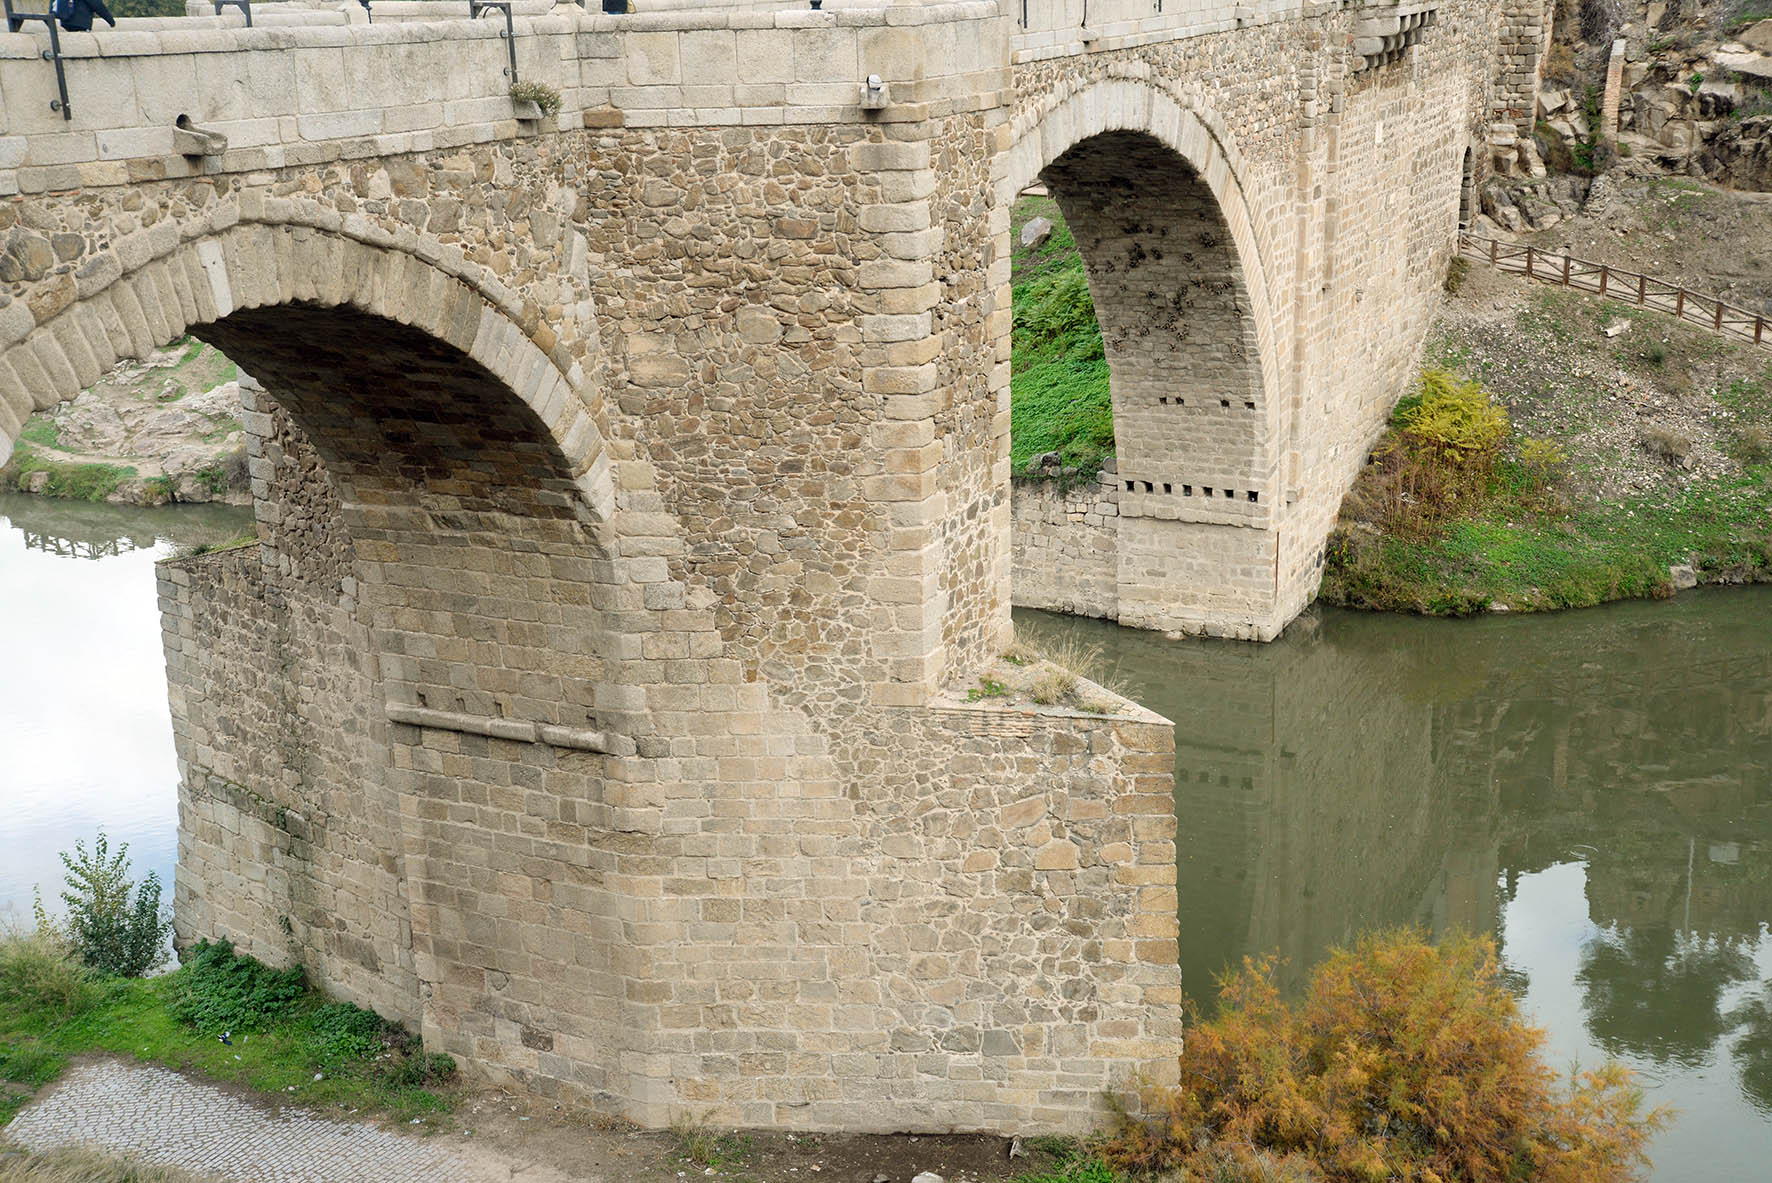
1518 436 1571 491
509 80 563 119
40 833 171 978
1690 72 1705 96
1099 931 1668 1183
968 677 1010 701
169 938 305 1034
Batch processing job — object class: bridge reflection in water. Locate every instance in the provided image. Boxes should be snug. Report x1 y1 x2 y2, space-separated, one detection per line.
1016 591 1772 1176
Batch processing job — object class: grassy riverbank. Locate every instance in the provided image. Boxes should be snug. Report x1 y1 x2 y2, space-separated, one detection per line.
1007 187 1772 617
0 933 457 1129
1322 274 1772 615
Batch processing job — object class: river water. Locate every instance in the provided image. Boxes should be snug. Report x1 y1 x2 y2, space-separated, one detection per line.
0 494 252 928
3 495 1769 1174
1017 594 1772 1181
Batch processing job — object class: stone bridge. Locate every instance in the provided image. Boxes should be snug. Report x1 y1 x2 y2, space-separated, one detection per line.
0 0 1539 1132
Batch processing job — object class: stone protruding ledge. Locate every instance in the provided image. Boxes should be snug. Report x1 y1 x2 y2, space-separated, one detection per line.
386 702 626 754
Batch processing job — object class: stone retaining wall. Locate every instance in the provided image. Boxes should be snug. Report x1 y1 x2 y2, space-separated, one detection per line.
1010 477 1119 620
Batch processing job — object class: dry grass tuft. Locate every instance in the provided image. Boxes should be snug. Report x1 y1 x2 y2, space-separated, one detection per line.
0 1147 209 1183
1002 627 1137 708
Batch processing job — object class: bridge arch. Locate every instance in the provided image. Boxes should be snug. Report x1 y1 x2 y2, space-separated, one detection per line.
0 221 613 520
1004 78 1287 637
0 221 632 1024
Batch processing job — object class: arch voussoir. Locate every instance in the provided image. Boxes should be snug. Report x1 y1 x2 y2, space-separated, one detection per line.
0 214 609 522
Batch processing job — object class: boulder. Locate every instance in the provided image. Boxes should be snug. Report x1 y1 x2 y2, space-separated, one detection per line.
1019 216 1054 250
1716 50 1772 82
1744 19 1772 55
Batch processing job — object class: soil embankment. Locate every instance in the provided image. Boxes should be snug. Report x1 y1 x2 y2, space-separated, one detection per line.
1 340 249 507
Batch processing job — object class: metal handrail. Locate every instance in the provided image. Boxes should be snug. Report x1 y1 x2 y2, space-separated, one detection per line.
470 0 518 87
2 0 72 121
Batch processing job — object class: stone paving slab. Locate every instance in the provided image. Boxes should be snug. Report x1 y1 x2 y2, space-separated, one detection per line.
5 1059 516 1182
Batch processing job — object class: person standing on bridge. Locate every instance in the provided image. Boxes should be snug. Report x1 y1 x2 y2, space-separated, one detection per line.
54 0 117 33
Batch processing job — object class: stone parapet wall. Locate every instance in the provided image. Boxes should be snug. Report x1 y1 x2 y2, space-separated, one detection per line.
0 2 1004 196
1010 478 1118 619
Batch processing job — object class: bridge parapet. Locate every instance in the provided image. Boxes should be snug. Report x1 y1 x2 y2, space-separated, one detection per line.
0 2 1001 195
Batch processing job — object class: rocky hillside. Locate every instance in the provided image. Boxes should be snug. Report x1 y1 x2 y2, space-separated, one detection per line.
1523 0 1772 191
0 339 249 506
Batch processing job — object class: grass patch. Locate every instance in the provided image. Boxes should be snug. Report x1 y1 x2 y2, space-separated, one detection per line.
0 445 135 502
1325 469 1772 614
1010 197 1115 485
16 417 63 452
669 1118 753 1170
0 1145 208 1182
0 934 456 1128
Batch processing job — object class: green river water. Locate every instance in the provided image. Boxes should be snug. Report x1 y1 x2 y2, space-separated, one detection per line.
4 493 1769 1176
1017 595 1772 1181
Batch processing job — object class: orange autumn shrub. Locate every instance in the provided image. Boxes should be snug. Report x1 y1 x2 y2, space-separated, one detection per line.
1101 931 1668 1182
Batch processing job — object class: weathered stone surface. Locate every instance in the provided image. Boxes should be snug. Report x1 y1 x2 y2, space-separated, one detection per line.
0 0 1513 1134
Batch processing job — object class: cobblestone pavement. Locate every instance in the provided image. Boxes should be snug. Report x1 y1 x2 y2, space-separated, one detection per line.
5 1059 570 1182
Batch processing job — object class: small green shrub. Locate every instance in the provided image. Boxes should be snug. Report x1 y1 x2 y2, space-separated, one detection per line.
44 833 171 979
509 80 563 118
170 939 305 1034
968 677 1010 701
305 1002 387 1066
0 931 95 1019
1100 931 1666 1183
1518 436 1571 490
1690 72 1705 96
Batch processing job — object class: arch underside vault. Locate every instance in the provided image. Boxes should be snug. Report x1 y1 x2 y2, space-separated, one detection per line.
1033 121 1285 638
0 220 636 1088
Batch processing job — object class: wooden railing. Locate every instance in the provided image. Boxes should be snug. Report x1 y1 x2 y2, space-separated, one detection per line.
1460 233 1771 350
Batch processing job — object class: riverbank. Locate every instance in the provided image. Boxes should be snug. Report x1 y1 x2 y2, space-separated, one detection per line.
0 340 249 508
1320 249 1772 615
1006 182 1772 621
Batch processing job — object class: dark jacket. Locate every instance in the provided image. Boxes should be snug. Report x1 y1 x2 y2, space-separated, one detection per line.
59 0 116 33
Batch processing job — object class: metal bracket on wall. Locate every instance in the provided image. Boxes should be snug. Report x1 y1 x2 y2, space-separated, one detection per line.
470 0 518 87
2 0 72 120
212 0 252 27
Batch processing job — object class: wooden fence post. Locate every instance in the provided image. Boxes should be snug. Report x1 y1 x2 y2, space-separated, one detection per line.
1715 302 1724 331
1562 255 1572 285
1637 273 1646 305
1490 238 1498 264
1675 289 1686 320
1600 266 1609 297
1525 248 1534 280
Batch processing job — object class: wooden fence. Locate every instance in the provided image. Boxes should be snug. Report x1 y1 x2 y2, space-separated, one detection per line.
1459 233 1771 351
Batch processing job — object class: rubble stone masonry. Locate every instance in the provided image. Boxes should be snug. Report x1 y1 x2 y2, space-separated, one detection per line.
2 0 1523 1133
